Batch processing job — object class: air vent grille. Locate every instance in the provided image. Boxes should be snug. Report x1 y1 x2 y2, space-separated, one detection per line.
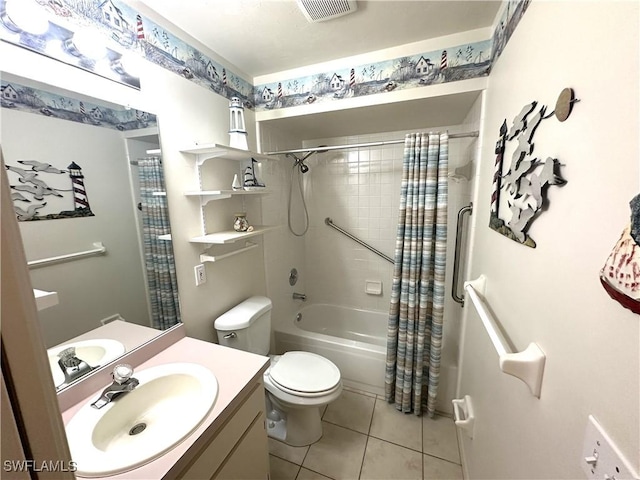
297 0 358 23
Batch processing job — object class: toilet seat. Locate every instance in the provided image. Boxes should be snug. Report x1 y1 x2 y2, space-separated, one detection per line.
268 351 341 398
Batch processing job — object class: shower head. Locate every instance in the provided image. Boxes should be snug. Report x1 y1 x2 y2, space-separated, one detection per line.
287 152 311 173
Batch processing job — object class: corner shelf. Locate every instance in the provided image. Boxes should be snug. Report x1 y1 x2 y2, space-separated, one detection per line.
181 143 277 261
189 226 277 246
180 143 276 166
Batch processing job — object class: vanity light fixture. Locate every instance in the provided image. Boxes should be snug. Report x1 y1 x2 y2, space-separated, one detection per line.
93 56 116 78
1 0 49 35
43 38 65 58
110 57 127 76
64 28 108 60
117 52 141 78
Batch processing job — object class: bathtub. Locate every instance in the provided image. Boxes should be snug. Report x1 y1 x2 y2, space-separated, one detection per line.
275 303 388 396
275 303 458 413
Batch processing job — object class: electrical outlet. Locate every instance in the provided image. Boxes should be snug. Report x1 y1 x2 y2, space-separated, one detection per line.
581 415 639 480
194 264 206 286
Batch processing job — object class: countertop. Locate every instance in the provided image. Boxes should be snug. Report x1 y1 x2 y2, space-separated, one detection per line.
61 337 269 479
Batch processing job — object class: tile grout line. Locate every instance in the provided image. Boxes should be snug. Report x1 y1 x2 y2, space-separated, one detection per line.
277 390 460 479
356 395 378 480
321 418 438 459
323 402 463 466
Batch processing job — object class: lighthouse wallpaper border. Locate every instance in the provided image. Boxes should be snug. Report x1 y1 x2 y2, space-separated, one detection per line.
1 0 529 110
1 78 157 132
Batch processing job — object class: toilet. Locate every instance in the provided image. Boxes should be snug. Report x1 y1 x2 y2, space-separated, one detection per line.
214 296 342 446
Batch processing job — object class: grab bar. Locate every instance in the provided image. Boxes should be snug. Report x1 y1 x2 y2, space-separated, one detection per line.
28 242 106 269
324 217 393 264
464 275 546 398
452 204 473 306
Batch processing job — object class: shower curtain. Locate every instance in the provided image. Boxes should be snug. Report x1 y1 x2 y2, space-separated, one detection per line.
138 157 181 330
385 132 448 417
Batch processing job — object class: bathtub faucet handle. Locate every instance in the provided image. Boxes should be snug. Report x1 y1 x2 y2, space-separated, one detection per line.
292 292 307 301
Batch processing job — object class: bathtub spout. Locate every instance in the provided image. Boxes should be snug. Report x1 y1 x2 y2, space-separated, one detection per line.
293 292 307 301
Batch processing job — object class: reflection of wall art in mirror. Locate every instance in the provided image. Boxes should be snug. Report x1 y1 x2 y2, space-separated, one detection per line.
488 89 578 248
2 78 157 221
6 159 94 221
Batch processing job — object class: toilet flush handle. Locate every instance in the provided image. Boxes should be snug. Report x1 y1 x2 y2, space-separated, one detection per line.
223 332 237 339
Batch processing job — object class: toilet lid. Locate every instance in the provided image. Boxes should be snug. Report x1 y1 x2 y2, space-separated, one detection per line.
269 351 341 394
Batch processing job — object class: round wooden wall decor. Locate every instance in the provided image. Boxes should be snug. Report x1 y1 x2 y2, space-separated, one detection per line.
555 88 575 122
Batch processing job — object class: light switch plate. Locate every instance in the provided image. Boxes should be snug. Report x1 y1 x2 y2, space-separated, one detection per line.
581 415 639 480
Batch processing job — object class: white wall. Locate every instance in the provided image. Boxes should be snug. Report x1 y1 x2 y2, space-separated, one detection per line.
458 2 639 478
2 106 150 347
135 51 267 344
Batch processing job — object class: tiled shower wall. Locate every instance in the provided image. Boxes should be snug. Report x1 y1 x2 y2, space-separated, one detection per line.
258 123 306 340
302 126 476 311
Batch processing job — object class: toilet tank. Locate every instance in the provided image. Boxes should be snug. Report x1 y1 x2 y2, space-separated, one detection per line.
214 296 271 355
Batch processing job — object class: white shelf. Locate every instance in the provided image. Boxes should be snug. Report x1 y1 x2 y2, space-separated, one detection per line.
184 189 271 206
33 289 59 311
200 242 258 263
180 143 276 166
190 226 277 245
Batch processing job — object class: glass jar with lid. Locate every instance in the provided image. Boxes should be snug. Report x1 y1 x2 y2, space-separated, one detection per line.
233 212 249 232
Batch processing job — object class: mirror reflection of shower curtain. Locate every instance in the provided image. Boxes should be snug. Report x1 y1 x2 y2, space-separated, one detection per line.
138 157 181 330
385 132 448 417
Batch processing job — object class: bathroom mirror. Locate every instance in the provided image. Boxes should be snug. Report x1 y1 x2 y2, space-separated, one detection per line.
1 72 182 391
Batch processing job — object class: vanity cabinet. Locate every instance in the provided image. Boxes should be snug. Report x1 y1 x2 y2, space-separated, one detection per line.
180 144 277 262
174 381 269 480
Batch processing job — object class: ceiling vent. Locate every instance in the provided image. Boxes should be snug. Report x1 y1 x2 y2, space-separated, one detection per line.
296 0 358 23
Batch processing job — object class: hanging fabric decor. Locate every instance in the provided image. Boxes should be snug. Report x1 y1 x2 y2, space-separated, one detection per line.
600 194 640 314
489 88 578 247
385 132 448 417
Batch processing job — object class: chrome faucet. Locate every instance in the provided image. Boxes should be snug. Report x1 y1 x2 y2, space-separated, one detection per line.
57 347 95 384
91 364 139 409
292 292 307 301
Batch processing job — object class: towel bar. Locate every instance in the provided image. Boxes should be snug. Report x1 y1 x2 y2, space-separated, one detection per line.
464 275 546 398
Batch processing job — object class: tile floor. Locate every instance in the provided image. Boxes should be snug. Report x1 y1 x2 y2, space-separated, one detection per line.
268 387 463 480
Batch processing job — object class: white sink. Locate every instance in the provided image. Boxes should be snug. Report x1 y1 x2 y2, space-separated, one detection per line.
65 362 218 477
47 339 126 388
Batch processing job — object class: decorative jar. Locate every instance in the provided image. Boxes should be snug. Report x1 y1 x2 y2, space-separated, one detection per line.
233 213 249 232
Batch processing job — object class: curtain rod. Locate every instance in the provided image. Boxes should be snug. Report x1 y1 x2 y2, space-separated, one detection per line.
265 130 479 156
